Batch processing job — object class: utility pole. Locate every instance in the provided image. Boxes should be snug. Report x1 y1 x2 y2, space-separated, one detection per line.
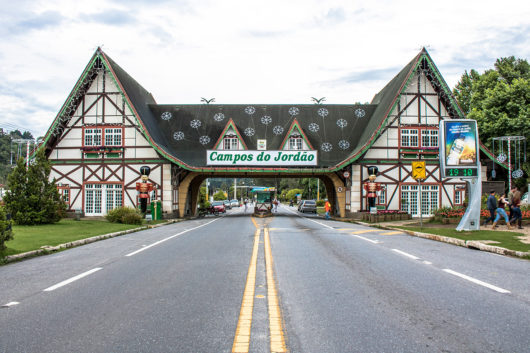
12 138 35 170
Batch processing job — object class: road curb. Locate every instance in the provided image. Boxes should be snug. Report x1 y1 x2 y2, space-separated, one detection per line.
352 220 530 259
2 219 181 264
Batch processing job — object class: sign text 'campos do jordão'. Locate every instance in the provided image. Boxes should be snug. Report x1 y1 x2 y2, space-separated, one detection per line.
206 150 318 166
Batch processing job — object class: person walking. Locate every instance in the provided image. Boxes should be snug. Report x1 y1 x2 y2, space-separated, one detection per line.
324 200 331 220
244 198 248 213
482 190 497 226
492 193 513 229
509 187 523 229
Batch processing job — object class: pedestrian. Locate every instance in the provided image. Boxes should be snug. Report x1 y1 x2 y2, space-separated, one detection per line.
273 198 278 212
509 187 523 229
325 200 331 220
482 190 497 226
492 193 513 229
244 198 248 213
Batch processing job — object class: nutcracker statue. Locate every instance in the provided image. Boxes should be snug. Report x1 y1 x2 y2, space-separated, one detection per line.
136 166 154 214
364 166 382 211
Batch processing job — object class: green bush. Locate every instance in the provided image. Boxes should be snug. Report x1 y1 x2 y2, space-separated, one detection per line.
106 206 143 225
316 200 325 207
0 206 13 251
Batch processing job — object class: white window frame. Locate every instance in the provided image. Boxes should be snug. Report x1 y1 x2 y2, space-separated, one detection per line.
421 129 438 148
223 136 239 150
401 129 419 147
288 136 303 150
401 184 439 217
84 128 102 146
85 184 123 216
104 128 123 146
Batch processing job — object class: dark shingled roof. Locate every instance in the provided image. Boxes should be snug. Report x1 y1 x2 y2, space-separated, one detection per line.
37 48 447 171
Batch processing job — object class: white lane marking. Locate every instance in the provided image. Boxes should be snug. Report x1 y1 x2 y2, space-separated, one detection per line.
423 261 433 265
304 217 335 230
2 302 20 307
443 269 511 294
283 206 335 229
351 234 380 244
43 268 102 292
126 218 219 257
392 249 420 260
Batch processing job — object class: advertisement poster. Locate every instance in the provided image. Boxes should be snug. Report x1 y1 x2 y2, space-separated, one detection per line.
444 121 478 166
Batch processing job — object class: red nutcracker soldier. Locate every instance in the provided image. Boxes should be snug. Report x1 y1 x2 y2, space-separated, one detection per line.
364 166 382 212
136 166 154 214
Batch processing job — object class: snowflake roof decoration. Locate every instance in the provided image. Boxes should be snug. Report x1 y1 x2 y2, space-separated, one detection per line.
173 131 185 141
288 107 300 116
245 106 256 115
354 108 366 118
244 127 255 137
161 112 172 120
199 136 211 145
317 108 329 117
273 126 284 135
337 119 348 128
190 119 201 129
497 153 507 163
338 140 350 150
213 113 225 122
321 142 333 152
308 123 319 132
261 116 272 125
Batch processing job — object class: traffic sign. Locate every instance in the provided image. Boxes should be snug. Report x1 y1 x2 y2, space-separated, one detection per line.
411 161 426 180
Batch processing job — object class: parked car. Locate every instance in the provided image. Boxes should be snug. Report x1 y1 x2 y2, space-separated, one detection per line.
230 199 240 207
223 200 232 210
298 200 317 213
211 201 226 213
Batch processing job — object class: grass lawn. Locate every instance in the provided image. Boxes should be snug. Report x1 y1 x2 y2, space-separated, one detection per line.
1 219 142 257
396 226 530 253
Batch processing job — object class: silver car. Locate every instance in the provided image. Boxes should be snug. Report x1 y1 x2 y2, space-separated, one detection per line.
298 200 317 213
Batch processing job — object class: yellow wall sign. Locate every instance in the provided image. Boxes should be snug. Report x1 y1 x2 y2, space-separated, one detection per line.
412 161 426 180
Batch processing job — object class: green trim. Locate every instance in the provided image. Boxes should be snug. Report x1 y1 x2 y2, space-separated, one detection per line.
279 119 314 150
50 159 167 164
330 56 421 172
423 56 465 117
38 54 101 157
212 119 248 150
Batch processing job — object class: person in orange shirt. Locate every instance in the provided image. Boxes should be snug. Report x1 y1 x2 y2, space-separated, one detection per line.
325 200 331 220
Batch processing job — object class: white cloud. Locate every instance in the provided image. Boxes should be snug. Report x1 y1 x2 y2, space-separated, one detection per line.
0 0 528 137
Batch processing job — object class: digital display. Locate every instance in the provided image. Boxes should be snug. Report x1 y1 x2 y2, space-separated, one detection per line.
444 121 478 166
445 168 478 177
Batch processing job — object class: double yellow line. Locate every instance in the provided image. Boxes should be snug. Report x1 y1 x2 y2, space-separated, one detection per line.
232 218 287 353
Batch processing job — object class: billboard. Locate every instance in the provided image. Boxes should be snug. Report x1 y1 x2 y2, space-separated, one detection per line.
439 119 480 178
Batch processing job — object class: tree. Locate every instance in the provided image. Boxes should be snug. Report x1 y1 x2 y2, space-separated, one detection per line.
453 56 530 188
213 190 226 201
0 206 13 251
4 149 65 225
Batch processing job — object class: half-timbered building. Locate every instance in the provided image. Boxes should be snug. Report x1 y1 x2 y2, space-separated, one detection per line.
40 47 498 218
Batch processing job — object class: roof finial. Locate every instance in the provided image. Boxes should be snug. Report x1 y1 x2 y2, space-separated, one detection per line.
311 97 326 104
201 97 215 104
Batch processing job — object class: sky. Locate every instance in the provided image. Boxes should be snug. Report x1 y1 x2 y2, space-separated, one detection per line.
0 0 528 138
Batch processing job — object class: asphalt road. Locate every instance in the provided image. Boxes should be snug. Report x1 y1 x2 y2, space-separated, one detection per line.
1 205 529 353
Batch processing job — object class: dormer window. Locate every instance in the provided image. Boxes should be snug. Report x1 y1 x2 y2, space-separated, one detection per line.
288 133 303 150
223 134 239 150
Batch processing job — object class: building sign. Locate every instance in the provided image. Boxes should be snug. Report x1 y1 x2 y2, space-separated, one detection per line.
206 150 317 166
439 119 479 178
257 139 267 150
411 161 426 180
